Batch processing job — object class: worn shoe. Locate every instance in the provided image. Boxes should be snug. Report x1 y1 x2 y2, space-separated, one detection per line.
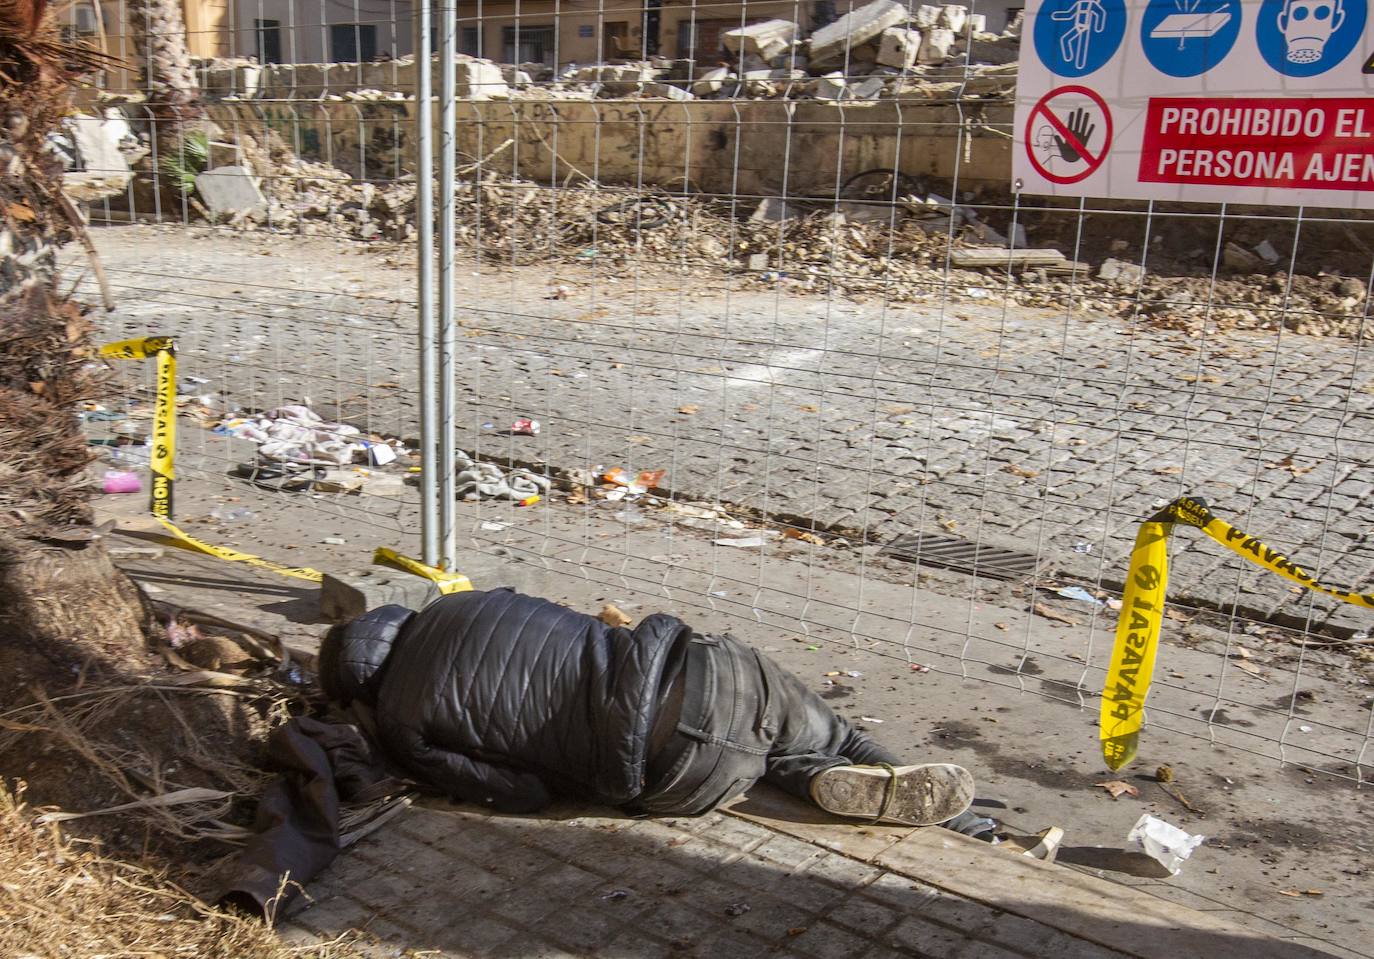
996 826 1064 863
810 762 975 827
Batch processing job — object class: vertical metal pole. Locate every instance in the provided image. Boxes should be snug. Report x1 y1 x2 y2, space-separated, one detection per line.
415 0 439 567
438 0 458 569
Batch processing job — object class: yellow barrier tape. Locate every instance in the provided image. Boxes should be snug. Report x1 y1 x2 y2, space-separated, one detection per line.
1101 495 1373 769
373 547 473 595
101 336 322 583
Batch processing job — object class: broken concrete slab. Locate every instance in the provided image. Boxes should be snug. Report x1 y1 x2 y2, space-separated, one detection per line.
919 28 957 63
1098 257 1146 284
849 75 888 99
878 27 924 69
722 19 799 61
643 81 693 100
913 4 944 28
808 0 910 67
809 71 848 100
319 568 441 623
940 4 969 34
456 59 510 99
692 66 734 96
62 113 132 201
194 165 268 219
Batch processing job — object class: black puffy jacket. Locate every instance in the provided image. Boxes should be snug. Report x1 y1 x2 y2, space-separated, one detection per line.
326 589 691 812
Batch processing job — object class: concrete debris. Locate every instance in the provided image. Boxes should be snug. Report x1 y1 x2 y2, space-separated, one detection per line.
919 28 958 64
751 197 799 223
692 67 734 97
319 568 442 623
810 72 848 100
809 0 911 68
878 28 924 70
1098 258 1146 286
722 19 799 61
194 165 268 220
940 5 969 34
913 4 944 28
62 111 138 201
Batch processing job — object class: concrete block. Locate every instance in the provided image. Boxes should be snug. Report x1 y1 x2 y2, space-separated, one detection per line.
849 75 888 99
67 113 130 181
722 19 798 61
810 71 848 100
195 165 267 219
808 0 909 67
578 63 656 95
643 81 693 100
877 27 923 69
940 4 969 34
455 59 509 99
319 569 441 623
743 68 779 97
692 67 734 96
967 13 988 33
918 28 957 63
913 4 944 28
1098 257 1145 285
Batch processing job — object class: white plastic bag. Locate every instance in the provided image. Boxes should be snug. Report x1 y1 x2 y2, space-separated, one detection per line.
1127 814 1205 875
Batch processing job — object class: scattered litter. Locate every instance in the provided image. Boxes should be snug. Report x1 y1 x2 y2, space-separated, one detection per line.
479 522 508 531
101 470 142 494
210 506 254 522
1056 586 1103 606
600 890 630 901
1299 724 1313 732
511 417 540 436
860 716 884 724
725 902 752 917
677 405 700 415
783 528 827 546
599 604 633 628
910 663 931 673
1095 780 1140 800
1032 602 1079 626
1127 814 1205 876
456 450 551 501
1155 765 1174 783
1277 889 1325 898
1072 542 1093 554
1233 659 1268 681
516 495 541 507
215 404 368 466
714 534 777 548
845 670 862 678
322 537 346 545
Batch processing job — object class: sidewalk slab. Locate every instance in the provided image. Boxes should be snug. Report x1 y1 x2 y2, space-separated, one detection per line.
279 791 1333 959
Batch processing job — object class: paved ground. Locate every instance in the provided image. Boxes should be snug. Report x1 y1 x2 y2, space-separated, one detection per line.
95 483 1372 959
80 225 1374 639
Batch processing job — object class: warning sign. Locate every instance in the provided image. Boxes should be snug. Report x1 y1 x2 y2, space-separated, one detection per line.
1025 85 1114 183
1014 0 1374 208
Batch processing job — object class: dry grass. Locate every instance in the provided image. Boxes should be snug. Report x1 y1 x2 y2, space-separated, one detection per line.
0 783 368 957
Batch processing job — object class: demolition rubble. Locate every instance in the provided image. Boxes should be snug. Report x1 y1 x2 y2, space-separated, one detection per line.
191 0 1022 103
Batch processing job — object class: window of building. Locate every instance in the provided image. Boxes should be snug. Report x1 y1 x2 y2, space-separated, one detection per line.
330 23 378 62
501 25 556 66
255 18 282 64
676 18 750 61
460 26 482 56
602 20 631 57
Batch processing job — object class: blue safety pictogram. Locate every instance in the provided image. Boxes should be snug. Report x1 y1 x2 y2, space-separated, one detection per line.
1033 0 1128 77
1256 0 1366 76
1140 0 1243 76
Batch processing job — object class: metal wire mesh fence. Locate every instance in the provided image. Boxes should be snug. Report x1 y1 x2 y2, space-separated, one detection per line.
67 0 1373 789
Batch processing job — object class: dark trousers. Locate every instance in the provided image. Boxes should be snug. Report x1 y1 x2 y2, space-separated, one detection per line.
637 634 995 839
637 633 896 815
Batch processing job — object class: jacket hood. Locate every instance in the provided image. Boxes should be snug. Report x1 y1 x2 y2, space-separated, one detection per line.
328 604 415 706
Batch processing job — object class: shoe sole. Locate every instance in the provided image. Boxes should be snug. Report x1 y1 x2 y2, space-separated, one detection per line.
811 763 975 826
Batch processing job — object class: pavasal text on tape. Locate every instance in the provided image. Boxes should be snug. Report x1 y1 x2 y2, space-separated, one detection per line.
1101 495 1373 770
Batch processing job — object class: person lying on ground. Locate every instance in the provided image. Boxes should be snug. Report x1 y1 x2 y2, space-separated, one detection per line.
317 588 1057 854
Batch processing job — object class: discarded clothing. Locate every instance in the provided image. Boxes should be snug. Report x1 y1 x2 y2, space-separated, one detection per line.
217 716 405 917
216 405 367 466
455 449 551 501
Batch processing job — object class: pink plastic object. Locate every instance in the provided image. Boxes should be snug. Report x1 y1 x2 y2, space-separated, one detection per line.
102 470 143 494
511 418 540 436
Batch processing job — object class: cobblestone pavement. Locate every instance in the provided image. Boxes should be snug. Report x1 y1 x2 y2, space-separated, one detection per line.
85 226 1374 635
277 797 1328 959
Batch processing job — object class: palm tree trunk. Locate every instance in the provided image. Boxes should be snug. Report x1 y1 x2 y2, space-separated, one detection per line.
0 0 149 705
129 0 203 126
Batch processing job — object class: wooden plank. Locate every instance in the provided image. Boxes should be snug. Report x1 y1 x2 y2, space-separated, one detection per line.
951 247 1068 268
875 829 1333 959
